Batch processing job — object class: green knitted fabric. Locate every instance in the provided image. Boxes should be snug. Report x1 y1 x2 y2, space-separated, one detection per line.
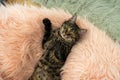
35 0 120 43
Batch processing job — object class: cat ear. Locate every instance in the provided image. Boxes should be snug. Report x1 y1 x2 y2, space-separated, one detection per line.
79 29 87 35
69 13 77 24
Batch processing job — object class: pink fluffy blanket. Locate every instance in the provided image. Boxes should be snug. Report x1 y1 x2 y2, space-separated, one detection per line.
0 4 120 80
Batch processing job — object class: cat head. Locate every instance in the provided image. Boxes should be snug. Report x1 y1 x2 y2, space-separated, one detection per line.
60 14 87 43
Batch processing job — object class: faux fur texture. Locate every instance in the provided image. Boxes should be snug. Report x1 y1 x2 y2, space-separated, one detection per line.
0 4 120 80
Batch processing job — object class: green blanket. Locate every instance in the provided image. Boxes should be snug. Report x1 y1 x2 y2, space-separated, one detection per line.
35 0 120 43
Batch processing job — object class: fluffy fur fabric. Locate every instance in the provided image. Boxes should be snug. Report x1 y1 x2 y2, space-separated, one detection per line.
0 4 120 80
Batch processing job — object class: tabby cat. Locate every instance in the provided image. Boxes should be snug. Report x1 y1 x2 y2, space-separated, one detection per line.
29 14 87 80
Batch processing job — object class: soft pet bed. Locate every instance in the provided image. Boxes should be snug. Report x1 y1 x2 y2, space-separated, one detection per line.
0 3 120 80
